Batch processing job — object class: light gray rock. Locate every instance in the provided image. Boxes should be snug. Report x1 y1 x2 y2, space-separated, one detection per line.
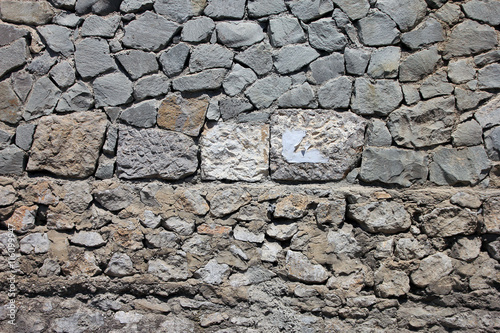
120 0 155 12
26 51 57 75
63 181 93 213
451 237 482 262
94 72 133 107
268 16 306 47
351 78 402 116
376 0 427 32
154 0 204 23
309 53 344 84
15 124 35 151
159 43 190 78
0 81 22 124
434 2 461 25
478 64 500 89
234 42 273 75
345 48 371 76
463 0 500 26
485 127 500 160
308 18 347 52
245 76 292 109
402 84 421 105
206 100 220 120
357 11 400 46
116 50 158 80
348 201 411 234
230 266 276 287
93 183 135 212
219 98 253 120
56 82 94 112
327 224 361 258
49 61 76 89
75 38 116 79
267 223 298 241
248 0 286 17
332 0 369 20
70 231 106 247
261 241 282 262
20 233 50 254
75 0 122 15
399 46 440 82
366 119 392 147
288 0 334 22
163 216 195 236
367 46 400 79
452 120 483 147
105 253 134 277
0 38 28 79
487 240 500 260
24 77 62 120
145 230 178 248
119 100 157 128
148 256 190 281
133 74 170 100
216 21 264 48
317 76 352 109
81 15 120 38
274 45 320 74
172 69 227 92
38 258 61 277
374 266 410 297
123 11 180 52
443 20 498 60
103 124 118 155
10 71 32 103
455 87 492 112
204 0 245 19
195 259 230 285
448 59 476 84
208 187 251 217
474 50 500 67
286 250 329 283
450 192 482 209
37 25 74 57
429 146 491 185
223 64 257 97
394 238 428 260
419 70 454 99
0 23 28 47
233 226 265 243
0 1 54 25
401 18 444 50
181 17 215 42
278 83 317 108
411 253 453 288
360 147 428 186
53 12 82 27
0 185 19 207
189 44 233 73
238 111 271 123
474 95 500 129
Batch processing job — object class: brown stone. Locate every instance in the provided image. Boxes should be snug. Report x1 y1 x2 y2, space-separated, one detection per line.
157 92 208 137
0 81 22 125
197 224 232 235
174 188 209 216
46 202 82 230
61 251 101 277
0 1 55 25
24 180 60 206
3 205 37 233
274 194 311 219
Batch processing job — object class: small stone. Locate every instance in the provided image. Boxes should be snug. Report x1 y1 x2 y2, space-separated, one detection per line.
105 253 134 277
181 17 215 42
274 194 310 219
70 231 106 247
274 45 320 74
376 0 427 32
351 78 403 116
93 183 136 212
134 74 170 101
374 266 410 297
0 1 54 25
268 16 305 47
278 83 317 108
56 82 94 112
234 42 273 75
261 242 282 262
95 156 115 179
419 70 454 99
402 84 421 105
0 185 16 206
357 11 400 46
478 64 500 89
245 76 292 109
487 240 500 260
20 233 50 254
348 201 411 234
233 226 265 243
159 43 190 78
26 51 57 75
450 192 482 209
206 100 220 121
38 258 61 277
94 72 133 107
455 88 492 112
63 181 93 213
309 53 344 85
216 21 264 48
223 64 257 97
219 97 253 120
145 230 178 248
327 224 361 258
195 259 230 285
463 0 500 26
204 0 245 19
10 71 33 103
103 124 118 154
3 205 37 233
119 100 158 128
0 39 29 79
248 0 286 17
475 95 500 129
207 187 251 217
344 48 371 76
452 120 483 147
288 0 334 22
399 46 440 82
434 2 461 25
157 92 208 136
174 188 209 216
154 0 205 23
189 44 233 72
76 0 121 15
0 81 22 125
474 50 500 67
266 223 298 241
148 256 190 281
116 50 159 80
315 199 346 226
451 237 481 262
485 127 500 161
332 0 369 20
49 61 76 89
23 77 61 121
81 15 120 38
141 210 162 228
163 216 195 235
74 38 116 79
401 18 444 50
411 253 453 288
120 0 155 13
308 18 347 52
53 12 82 27
367 46 400 79
366 119 392 147
448 59 476 84
443 20 498 60
317 76 352 109
483 196 500 234
172 69 227 92
286 250 329 283
200 313 228 327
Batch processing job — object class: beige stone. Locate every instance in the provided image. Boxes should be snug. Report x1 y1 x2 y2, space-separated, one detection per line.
274 194 310 219
483 196 500 234
174 188 209 216
3 205 37 233
157 92 208 136
0 1 55 25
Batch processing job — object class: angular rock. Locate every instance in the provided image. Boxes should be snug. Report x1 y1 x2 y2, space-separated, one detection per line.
455 88 492 112
443 20 498 60
3 205 37 233
374 266 410 297
411 253 453 288
271 110 366 181
163 216 195 235
204 0 245 19
478 64 500 89
0 1 54 25
70 231 106 247
219 97 253 120
348 201 411 234
451 237 481 262
53 12 82 27
81 15 120 38
422 206 480 237
450 192 482 209
20 233 50 254
181 17 215 42
419 70 454 99
223 64 257 97
278 83 317 108
0 186 17 207
357 11 400 46
308 18 347 52
315 199 346 226
102 125 118 155
26 51 57 76
268 16 306 47
474 50 500 67
116 50 159 80
63 181 93 213
105 253 134 277
120 100 158 128
195 259 230 285
402 84 421 105
134 74 170 100
10 70 33 103
317 76 352 109
0 81 22 125
351 78 403 116
463 0 500 26
274 45 320 74
94 72 133 107
28 113 107 178
145 230 178 248
366 119 392 147
148 256 190 281
172 69 227 92
286 250 329 283
261 242 282 262
49 61 76 89
399 46 440 82
23 77 62 120
37 25 74 57
475 95 500 129
159 43 190 78
116 126 198 179
401 18 444 50
75 38 116 79
0 39 28 79
38 258 61 277
394 238 428 260
288 0 334 22
56 82 94 112
309 53 344 85
174 189 209 217
233 226 265 243
367 46 400 79
483 196 500 234
274 194 310 219
360 147 428 186
245 76 291 109
120 0 155 12
234 42 273 75
345 48 371 76
248 0 286 17
189 44 233 72
158 93 207 136
207 187 251 217
154 0 205 23
216 21 264 48
332 0 369 20
452 120 483 147
485 127 500 161
93 183 135 211
448 59 476 84
75 0 122 15
201 123 269 181
376 0 427 32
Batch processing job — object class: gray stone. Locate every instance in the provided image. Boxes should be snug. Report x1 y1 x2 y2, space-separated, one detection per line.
37 25 74 57
448 59 476 84
81 15 120 38
278 83 317 108
75 38 116 79
105 253 134 277
223 64 257 97
49 61 76 89
268 16 306 47
487 240 500 260
38 258 61 277
123 11 180 52
26 51 57 76
53 12 82 27
411 253 453 288
0 1 54 25
93 183 135 211
216 21 264 48
157 93 208 136
485 127 500 160
0 24 28 47
207 187 251 217
475 95 500 129
95 156 115 179
159 43 190 78
288 0 334 22
463 0 500 26
204 0 245 19
119 100 157 128
274 194 310 219
154 0 205 23
377 0 427 32
351 78 403 116
402 84 421 105
308 18 347 52
181 17 215 42
366 119 392 147
286 250 329 283
120 0 155 12
134 74 170 100
163 217 195 236
357 11 400 46
474 50 500 67
367 46 400 79
450 192 482 209
105 107 121 123
455 88 492 112
148 256 190 281
443 20 498 60
345 48 371 76
419 70 454 99
229 266 276 287
116 50 159 80
274 45 320 74
332 0 369 20
0 81 22 124
478 64 500 89
56 82 94 112
20 233 50 254
266 223 298 241
70 231 106 247
103 124 118 155
388 96 455 148
271 110 366 181
394 238 428 260
94 72 133 107
234 42 273 75
195 259 230 285
15 124 35 151
238 111 270 123
24 77 62 121
309 53 344 85
317 76 352 109
348 201 411 234
233 226 265 243
401 18 444 50
429 146 491 185
374 266 410 297
63 181 93 213
145 230 178 248
206 100 219 121
0 145 25 175
189 44 233 72
451 237 482 262
245 76 292 109
399 46 440 82
219 98 253 120
360 147 428 186
75 0 122 15
0 38 28 79
483 196 500 234
434 2 461 25
452 120 483 147
117 126 198 179
248 0 286 17
261 242 282 262
172 69 227 92
327 224 361 258
10 71 33 103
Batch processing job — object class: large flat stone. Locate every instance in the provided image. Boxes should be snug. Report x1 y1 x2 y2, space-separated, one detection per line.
401 18 444 50
157 93 208 137
0 145 25 175
245 76 291 109
37 25 74 57
204 0 245 19
93 72 133 107
268 16 305 47
351 78 403 116
172 69 227 92
0 24 28 47
23 77 62 121
159 43 190 77
376 0 427 32
234 42 273 75
274 45 320 74
154 0 205 23
75 38 116 79
288 0 334 22
116 50 159 80
248 0 286 17
443 20 498 60
474 95 500 129
463 0 500 26
399 46 440 82
308 18 347 52
0 1 54 25
189 44 233 72
357 11 400 46
216 21 264 48
0 38 28 79
181 17 215 42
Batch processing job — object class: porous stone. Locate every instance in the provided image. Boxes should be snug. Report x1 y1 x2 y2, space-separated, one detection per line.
37 25 74 57
163 217 195 235
443 20 498 60
429 146 491 186
207 187 251 217
399 46 440 82
485 127 500 161
483 196 500 234
20 233 50 254
455 88 492 112
28 112 107 178
74 38 116 79
216 21 264 48
201 123 269 181
154 0 205 23
223 64 257 97
172 69 227 92
286 250 329 283
24 77 62 121
134 74 170 101
81 15 120 38
367 46 400 79
248 0 286 17
448 59 476 84
419 70 454 99
357 11 400 46
308 18 347 52
278 83 317 108
75 0 122 15
271 110 366 181
268 16 305 47
376 0 427 32
463 0 500 26
120 100 157 128
309 53 344 85
234 42 273 75
56 82 94 113
366 119 392 147
181 17 215 42
288 0 334 22
475 95 500 129
157 93 208 136
189 44 233 72
116 126 198 180
351 78 403 116
105 253 134 277
204 0 245 19
195 259 230 285
49 61 76 89
145 230 178 248
219 97 253 120
317 76 352 109
348 201 411 234
345 48 371 76
422 206 480 237
116 50 159 80
332 0 369 20
159 43 190 77
401 18 444 50
245 76 292 109
452 120 483 147
0 81 22 125
0 39 29 79
274 45 320 74
411 253 453 288
123 11 180 52
70 231 106 247
360 147 428 186
38 258 61 277
3 205 37 233
0 185 17 206
0 1 54 25
478 64 500 89
374 266 410 297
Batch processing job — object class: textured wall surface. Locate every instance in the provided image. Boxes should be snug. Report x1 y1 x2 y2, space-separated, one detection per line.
0 0 500 332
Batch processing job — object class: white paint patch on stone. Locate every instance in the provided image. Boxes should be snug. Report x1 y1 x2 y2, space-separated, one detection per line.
282 130 329 163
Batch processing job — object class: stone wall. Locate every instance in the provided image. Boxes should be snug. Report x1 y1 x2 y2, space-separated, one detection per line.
0 0 499 332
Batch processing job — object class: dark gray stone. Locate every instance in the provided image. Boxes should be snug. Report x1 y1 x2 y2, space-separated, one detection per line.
351 78 403 116
268 16 306 47
120 0 154 13
204 0 246 19
93 72 133 108
75 0 121 15
159 43 190 77
452 120 483 147
485 127 500 161
181 17 215 42
0 38 28 79
367 46 400 79
345 48 371 76
116 50 159 80
366 119 392 147
274 45 320 74
53 12 82 27
401 18 444 50
278 83 317 108
419 70 454 99
308 18 347 52
81 15 120 38
455 88 492 112
376 0 427 32
49 61 76 89
223 64 257 97
234 42 273 75
474 95 500 129
332 0 369 20
309 53 344 85
24 77 62 121
318 76 352 109
448 59 476 84
133 74 170 101
0 81 22 125
474 50 500 67
10 71 32 103
95 155 115 179
219 98 254 120
189 44 233 73
15 124 36 151
26 51 57 75
0 145 25 175
357 11 400 46
288 0 334 22
443 20 498 60
154 0 204 23
172 69 227 92
463 0 500 26
0 24 28 47
119 100 158 128
478 64 500 89
216 21 264 48
75 38 116 79
399 46 440 82
103 124 118 155
56 82 94 112
37 25 74 57
248 0 286 17
245 76 292 109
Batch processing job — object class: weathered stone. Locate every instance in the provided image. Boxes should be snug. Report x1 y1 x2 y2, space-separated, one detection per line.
223 64 257 97
0 24 28 47
233 226 265 243
94 72 133 107
0 81 22 125
399 46 440 82
278 83 317 108
268 16 305 47
3 205 37 233
271 110 366 181
463 0 500 26
163 217 195 235
117 126 198 180
451 237 481 262
452 120 483 147
49 61 76 89
70 231 106 247
23 77 62 120
429 146 491 186
349 201 411 234
366 119 392 147
216 21 264 48
123 11 180 52
419 70 454 99
450 192 482 210
105 253 134 277
401 18 444 50
351 78 403 116
207 187 251 217
485 127 500 161
37 25 74 57
189 44 233 72
245 76 291 109
448 59 476 84
374 266 410 297
102 124 118 155
0 185 16 206
475 50 500 68
120 100 158 128
478 64 500 89
174 189 209 216
248 0 286 17
0 1 54 25
286 250 329 283
27 112 107 178
274 45 320 74
411 253 453 288
234 42 273 75
157 93 208 136
94 183 135 212
20 233 49 254
317 76 352 109
377 0 426 32
345 48 371 76
81 15 120 38
53 12 82 27
309 53 344 85
75 38 116 79
134 74 170 101
0 39 29 79
401 84 420 105
38 258 61 277
267 223 298 241
195 259 230 285
172 69 227 92
288 0 334 22
145 230 178 248
261 241 282 262
120 0 155 12
149 256 190 281
204 0 245 19
56 82 94 113
367 46 400 79
309 18 347 52
456 88 492 112
24 180 60 206
116 50 159 80
181 17 215 42
154 0 205 23
229 266 276 287
273 194 309 219
422 206 480 237
140 210 162 228
332 0 369 20
475 95 500 129
483 197 500 233
357 11 400 46
360 147 428 186
26 51 57 76
219 97 253 120
159 43 190 78
10 71 33 103
314 199 345 226
394 237 429 260
95 156 115 180
443 20 498 60
63 181 93 213
75 0 122 15
388 96 455 148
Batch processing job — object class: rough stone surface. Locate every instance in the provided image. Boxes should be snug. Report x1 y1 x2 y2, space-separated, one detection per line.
345 48 371 76
3 205 37 233
351 78 403 116
134 74 170 101
56 82 94 113
181 17 215 42
399 46 440 82
116 50 159 80
248 0 286 17
478 64 500 89
367 46 400 79
475 95 500 129
204 0 245 19
485 127 500 161
366 119 392 147
419 70 454 99
274 45 320 74
234 42 273 75
0 1 54 25
443 20 498 60
74 38 116 79
119 100 158 128
448 59 476 84
317 76 352 109
401 18 444 50
70 231 106 247
223 64 257 97
463 0 500 26
208 187 251 217
483 196 500 234
195 259 230 285
245 76 291 109
376 0 427 32
411 253 453 288
286 250 329 283
105 253 134 277
172 69 227 92
157 93 208 136
94 72 133 107
332 0 369 20
278 83 317 108
452 120 483 147
81 15 120 38
49 61 76 89
154 0 205 23
274 194 310 219
0 81 22 125
288 0 334 22
189 44 233 72
357 11 400 46
309 53 344 85
308 18 347 52
0 39 29 79
422 206 480 237
20 233 50 254
216 21 264 48
159 43 190 78
374 266 410 297
268 16 305 47
348 201 411 234
23 77 61 121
